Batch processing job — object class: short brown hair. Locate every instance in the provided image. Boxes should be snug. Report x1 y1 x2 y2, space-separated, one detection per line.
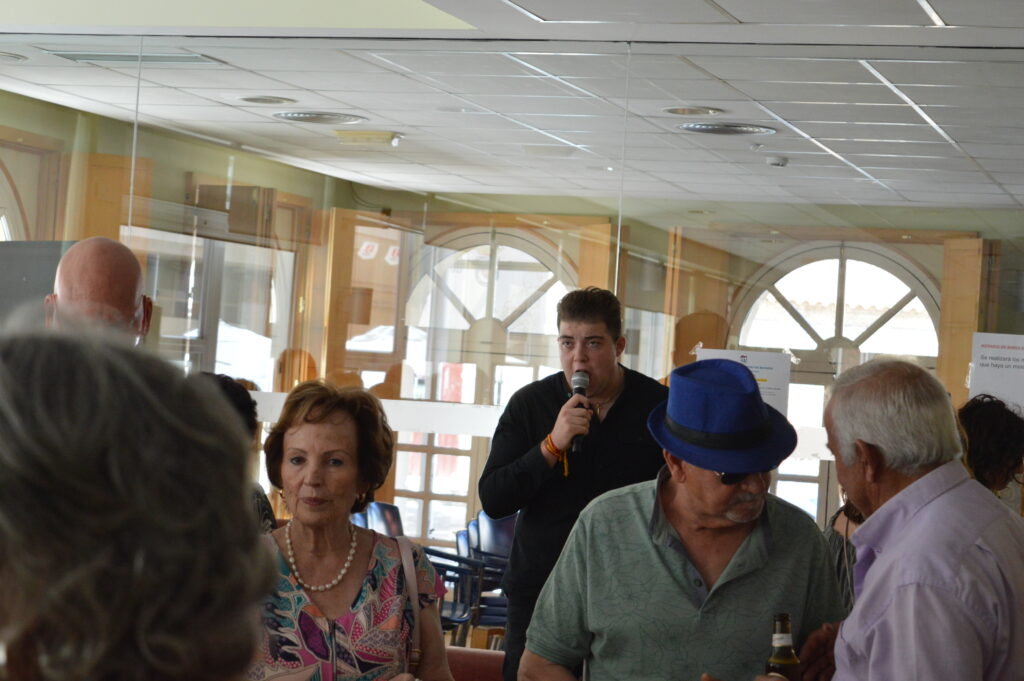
556 287 623 339
264 381 393 512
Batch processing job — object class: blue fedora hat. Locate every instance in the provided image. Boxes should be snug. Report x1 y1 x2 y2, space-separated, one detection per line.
647 359 796 473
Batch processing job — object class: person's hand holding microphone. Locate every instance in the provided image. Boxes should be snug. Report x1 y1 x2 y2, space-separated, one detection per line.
542 371 592 475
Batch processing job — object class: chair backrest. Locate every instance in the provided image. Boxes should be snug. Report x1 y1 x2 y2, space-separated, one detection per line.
467 518 480 557
422 547 485 646
366 501 404 537
455 529 470 558
351 511 368 528
477 510 517 558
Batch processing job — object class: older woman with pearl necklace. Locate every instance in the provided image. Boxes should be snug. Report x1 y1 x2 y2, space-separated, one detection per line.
250 380 453 681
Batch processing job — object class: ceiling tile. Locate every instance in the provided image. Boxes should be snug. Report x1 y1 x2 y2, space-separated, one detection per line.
0 65 140 86
899 85 1024 108
507 113 662 133
959 141 1024 159
799 122 945 142
921 106 1024 128
50 84 215 105
508 0 727 23
266 70 438 93
563 77 743 100
734 82 904 105
870 60 1024 87
422 74 579 96
460 94 622 116
688 57 874 83
200 47 387 72
134 68 296 90
714 0 929 25
929 0 1024 29
369 51 536 76
180 88 350 108
765 102 921 124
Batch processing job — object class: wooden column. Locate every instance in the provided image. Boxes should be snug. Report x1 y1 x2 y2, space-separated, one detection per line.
321 208 357 379
937 238 999 406
663 227 733 367
82 153 151 240
577 222 614 289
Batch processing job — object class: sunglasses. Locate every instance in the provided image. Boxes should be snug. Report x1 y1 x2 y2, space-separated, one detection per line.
715 470 773 485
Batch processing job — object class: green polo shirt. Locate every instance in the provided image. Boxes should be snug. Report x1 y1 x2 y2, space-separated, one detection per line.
526 468 847 681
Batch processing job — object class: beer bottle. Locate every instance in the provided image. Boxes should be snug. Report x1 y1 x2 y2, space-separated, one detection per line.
764 612 800 681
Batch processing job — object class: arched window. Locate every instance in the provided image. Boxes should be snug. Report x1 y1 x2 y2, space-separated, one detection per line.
397 229 574 541
732 242 940 523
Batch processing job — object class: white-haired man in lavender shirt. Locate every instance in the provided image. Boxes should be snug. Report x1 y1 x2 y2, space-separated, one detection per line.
708 358 1024 681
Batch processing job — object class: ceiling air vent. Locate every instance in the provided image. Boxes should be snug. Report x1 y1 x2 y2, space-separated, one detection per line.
678 123 777 135
241 96 298 105
274 111 367 125
44 50 220 65
663 106 724 116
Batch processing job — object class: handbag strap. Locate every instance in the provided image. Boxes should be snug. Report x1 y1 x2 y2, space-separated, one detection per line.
397 536 422 674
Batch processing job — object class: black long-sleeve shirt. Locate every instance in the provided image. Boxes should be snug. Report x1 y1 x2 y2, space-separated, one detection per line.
478 366 668 597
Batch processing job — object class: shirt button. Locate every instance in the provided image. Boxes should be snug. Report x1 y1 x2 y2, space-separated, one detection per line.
694 579 702 587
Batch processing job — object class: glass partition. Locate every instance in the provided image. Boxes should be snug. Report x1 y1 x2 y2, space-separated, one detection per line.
0 34 1020 531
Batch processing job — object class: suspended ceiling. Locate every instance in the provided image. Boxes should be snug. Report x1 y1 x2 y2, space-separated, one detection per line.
0 0 1023 223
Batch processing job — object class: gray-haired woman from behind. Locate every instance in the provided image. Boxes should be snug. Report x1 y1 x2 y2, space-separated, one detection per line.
0 330 274 681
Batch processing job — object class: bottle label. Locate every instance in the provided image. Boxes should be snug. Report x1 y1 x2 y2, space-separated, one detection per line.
772 634 794 647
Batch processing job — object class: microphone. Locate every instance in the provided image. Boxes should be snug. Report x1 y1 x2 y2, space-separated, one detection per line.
570 371 589 457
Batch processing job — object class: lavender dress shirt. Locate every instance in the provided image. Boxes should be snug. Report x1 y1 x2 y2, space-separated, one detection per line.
834 460 1024 681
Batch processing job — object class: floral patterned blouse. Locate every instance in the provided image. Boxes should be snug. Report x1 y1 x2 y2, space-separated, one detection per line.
248 531 444 681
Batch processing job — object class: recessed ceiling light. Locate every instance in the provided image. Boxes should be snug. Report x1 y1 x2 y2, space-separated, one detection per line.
678 123 777 135
274 111 367 125
334 130 403 147
241 95 297 105
663 106 724 116
0 52 26 62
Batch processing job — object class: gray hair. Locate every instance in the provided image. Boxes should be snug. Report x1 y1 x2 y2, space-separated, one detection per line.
0 330 273 681
828 358 961 475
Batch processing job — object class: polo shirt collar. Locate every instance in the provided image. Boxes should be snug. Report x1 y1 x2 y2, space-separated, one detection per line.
648 465 773 589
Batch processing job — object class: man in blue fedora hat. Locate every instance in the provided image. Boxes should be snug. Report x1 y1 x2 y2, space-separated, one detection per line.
520 359 846 681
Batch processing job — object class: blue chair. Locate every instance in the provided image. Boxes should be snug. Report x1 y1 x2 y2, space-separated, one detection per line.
351 511 368 528
467 518 480 557
472 510 517 630
455 529 471 558
423 547 485 647
366 501 404 537
478 510 516 560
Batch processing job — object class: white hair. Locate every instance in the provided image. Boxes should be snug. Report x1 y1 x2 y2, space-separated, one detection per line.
829 358 961 474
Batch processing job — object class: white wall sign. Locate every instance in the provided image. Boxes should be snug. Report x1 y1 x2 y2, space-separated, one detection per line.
969 332 1024 406
695 348 791 416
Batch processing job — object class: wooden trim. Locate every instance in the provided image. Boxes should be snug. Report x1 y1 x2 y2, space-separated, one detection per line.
711 223 977 245
0 127 67 240
0 156 31 238
0 125 65 152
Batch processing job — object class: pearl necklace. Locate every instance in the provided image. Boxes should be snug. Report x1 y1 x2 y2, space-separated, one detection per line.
285 520 358 593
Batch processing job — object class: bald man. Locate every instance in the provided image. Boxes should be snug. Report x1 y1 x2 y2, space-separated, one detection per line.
44 237 153 342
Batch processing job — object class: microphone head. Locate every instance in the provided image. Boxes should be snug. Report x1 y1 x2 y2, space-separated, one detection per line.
571 371 589 394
